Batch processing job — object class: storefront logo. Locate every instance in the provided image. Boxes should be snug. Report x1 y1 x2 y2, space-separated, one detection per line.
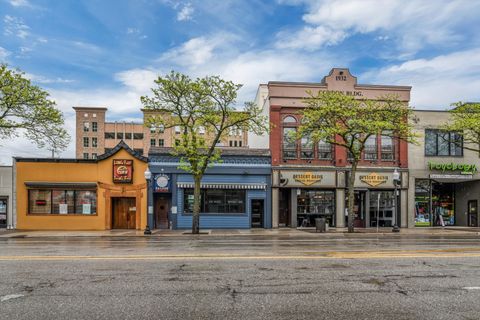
428 162 477 175
113 159 133 183
360 173 388 187
155 174 170 192
293 172 323 186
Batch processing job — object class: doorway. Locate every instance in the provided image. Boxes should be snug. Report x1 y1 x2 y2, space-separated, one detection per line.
0 197 7 228
468 200 478 227
251 199 264 228
112 197 136 229
279 189 290 227
154 195 170 229
351 191 366 228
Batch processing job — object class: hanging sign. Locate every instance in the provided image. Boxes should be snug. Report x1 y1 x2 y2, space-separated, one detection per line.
113 159 133 183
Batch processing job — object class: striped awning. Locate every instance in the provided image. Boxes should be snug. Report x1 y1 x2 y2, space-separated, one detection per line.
177 182 266 190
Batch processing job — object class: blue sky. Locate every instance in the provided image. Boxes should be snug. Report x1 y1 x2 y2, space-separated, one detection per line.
1 0 480 163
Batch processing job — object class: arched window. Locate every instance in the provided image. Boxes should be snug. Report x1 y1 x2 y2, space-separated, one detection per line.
282 116 297 124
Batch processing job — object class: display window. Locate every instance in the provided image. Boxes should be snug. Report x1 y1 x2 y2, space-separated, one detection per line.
369 191 394 227
183 189 246 214
297 190 335 227
414 180 455 227
28 189 97 215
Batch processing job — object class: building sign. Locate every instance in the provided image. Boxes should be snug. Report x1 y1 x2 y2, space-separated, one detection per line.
430 174 473 180
113 159 133 183
428 162 477 175
154 174 171 192
359 173 388 187
293 172 323 186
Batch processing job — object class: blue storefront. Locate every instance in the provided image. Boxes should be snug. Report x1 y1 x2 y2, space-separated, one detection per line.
147 148 272 229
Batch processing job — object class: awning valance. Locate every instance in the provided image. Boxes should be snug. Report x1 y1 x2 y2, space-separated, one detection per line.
25 182 97 189
177 182 266 190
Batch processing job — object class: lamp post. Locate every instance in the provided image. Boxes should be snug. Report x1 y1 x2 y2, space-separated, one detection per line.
144 168 152 235
392 168 401 232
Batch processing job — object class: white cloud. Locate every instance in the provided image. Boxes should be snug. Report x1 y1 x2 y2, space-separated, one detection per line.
3 15 30 39
0 46 11 60
276 25 346 51
24 72 75 84
177 3 194 21
114 68 159 93
277 0 479 54
362 48 480 109
8 0 31 7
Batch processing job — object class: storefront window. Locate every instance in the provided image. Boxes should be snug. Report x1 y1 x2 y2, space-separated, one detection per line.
183 189 246 214
28 189 97 215
369 191 394 227
297 190 335 227
414 179 455 226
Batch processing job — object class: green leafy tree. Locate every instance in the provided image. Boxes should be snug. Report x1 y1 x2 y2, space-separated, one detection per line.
0 64 70 156
141 71 268 234
297 91 417 233
443 102 480 153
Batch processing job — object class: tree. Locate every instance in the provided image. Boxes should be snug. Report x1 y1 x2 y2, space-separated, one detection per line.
141 71 268 234
0 64 70 155
297 91 417 233
443 102 480 153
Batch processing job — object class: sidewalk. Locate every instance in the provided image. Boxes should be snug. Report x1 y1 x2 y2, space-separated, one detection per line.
1 226 479 238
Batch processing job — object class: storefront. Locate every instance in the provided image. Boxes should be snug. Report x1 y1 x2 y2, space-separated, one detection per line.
15 142 148 230
273 168 408 228
0 166 13 229
148 148 272 229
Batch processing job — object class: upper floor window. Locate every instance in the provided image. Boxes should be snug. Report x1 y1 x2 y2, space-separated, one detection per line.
381 131 395 161
133 133 144 140
105 132 115 139
364 135 377 160
92 137 98 148
116 132 124 140
199 126 205 135
175 126 181 134
125 132 132 139
158 125 165 133
301 135 314 159
92 122 97 132
83 137 89 147
83 122 89 132
425 129 463 156
150 139 156 146
150 126 156 134
283 116 297 124
159 139 164 147
318 140 332 160
283 127 297 159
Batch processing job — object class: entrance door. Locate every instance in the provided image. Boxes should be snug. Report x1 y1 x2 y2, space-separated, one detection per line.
468 200 478 227
251 199 264 228
112 197 136 229
353 191 366 228
0 197 7 228
279 189 290 227
155 196 170 229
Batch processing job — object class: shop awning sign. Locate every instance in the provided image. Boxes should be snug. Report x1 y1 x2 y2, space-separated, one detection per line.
293 172 323 186
359 172 388 187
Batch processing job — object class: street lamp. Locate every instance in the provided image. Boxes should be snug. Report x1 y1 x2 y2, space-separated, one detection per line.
392 168 401 232
144 168 152 235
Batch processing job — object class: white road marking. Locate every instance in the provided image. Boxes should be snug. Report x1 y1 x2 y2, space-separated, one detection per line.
463 287 480 290
1 294 24 302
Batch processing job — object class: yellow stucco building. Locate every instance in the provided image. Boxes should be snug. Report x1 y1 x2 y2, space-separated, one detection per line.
15 142 148 230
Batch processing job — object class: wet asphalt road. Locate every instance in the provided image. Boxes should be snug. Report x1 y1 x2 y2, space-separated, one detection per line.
1 234 480 320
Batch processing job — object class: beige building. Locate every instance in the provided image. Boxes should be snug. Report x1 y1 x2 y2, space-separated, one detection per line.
74 107 247 159
408 110 480 227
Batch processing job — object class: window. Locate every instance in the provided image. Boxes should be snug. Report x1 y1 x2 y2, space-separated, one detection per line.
133 133 143 140
125 132 132 139
184 189 246 214
283 127 297 159
297 190 335 227
425 129 463 156
92 153 97 159
83 153 88 159
92 113 97 118
381 131 395 161
175 126 181 134
318 140 332 160
234 141 238 147
92 137 97 148
199 126 205 135
92 122 97 132
83 137 89 147
239 141 242 147
116 132 124 140
229 141 233 147
134 148 144 155
83 122 89 132
364 135 377 160
158 125 165 133
84 113 88 118
150 139 156 146
159 139 164 147
150 126 156 134
28 189 97 215
301 135 314 159
105 132 115 139
283 116 297 124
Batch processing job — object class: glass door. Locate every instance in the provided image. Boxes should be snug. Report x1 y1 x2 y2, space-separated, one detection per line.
0 198 7 227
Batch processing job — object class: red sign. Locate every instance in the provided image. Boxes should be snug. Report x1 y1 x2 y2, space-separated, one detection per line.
113 159 133 183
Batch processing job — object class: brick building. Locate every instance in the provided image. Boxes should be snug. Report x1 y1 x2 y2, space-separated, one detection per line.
254 68 411 228
74 107 248 159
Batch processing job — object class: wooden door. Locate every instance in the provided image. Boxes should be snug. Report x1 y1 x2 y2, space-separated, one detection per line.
155 197 169 229
112 197 136 229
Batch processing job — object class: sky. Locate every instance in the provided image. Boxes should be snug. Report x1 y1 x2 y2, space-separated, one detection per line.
1 0 480 164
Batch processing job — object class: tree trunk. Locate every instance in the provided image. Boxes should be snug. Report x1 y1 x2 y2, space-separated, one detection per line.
347 162 358 233
192 175 201 234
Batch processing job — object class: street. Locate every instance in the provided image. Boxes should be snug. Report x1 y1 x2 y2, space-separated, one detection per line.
1 233 480 320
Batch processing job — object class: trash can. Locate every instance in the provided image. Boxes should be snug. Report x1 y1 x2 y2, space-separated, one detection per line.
315 218 326 233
